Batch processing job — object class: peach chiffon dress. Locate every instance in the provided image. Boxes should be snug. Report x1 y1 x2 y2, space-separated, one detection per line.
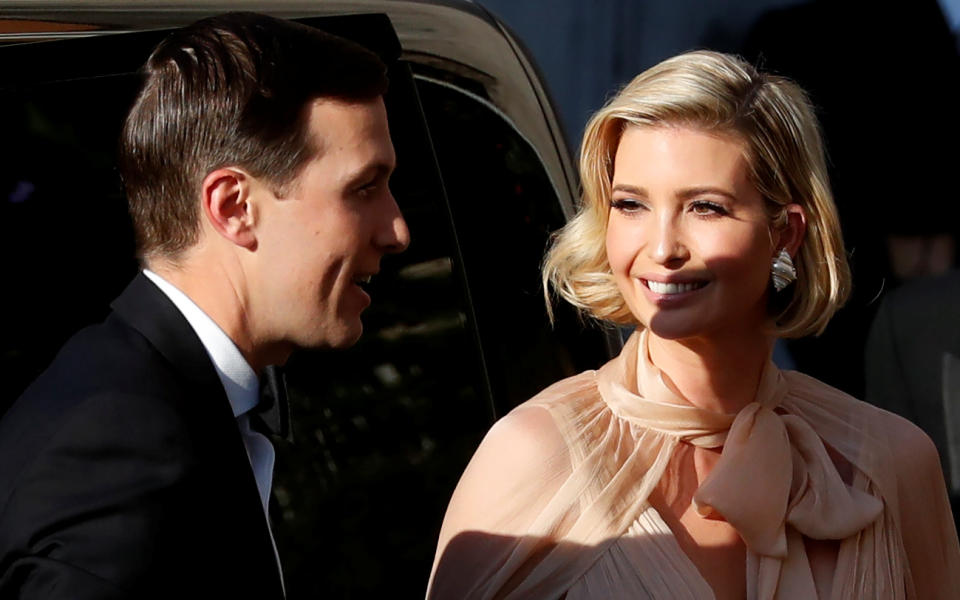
427 330 960 599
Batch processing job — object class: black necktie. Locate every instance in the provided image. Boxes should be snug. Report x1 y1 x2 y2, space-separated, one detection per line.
255 365 293 443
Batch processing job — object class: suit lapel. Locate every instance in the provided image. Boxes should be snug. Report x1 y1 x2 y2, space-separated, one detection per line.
109 273 284 595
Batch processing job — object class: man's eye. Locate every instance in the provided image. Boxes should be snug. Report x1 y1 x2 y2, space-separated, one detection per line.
355 181 378 197
690 201 727 217
610 198 646 213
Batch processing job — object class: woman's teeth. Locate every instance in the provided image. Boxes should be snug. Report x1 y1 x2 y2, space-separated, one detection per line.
646 280 703 295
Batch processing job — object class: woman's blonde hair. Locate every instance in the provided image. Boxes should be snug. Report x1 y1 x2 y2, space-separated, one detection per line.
544 50 850 338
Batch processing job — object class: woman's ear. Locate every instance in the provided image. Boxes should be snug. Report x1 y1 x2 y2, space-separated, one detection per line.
201 167 257 249
777 203 807 257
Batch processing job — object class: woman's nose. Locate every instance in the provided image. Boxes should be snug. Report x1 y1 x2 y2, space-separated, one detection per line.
648 217 689 265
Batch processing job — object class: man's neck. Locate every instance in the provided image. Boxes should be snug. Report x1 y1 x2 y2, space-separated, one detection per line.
145 258 286 373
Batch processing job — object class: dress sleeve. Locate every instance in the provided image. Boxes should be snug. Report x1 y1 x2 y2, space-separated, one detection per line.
885 411 960 598
426 404 573 600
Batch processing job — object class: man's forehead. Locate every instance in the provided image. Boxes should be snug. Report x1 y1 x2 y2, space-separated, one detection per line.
307 96 387 128
305 97 388 149
302 97 394 177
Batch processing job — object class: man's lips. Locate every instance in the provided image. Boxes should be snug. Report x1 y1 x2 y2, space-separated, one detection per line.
352 267 379 289
350 273 376 309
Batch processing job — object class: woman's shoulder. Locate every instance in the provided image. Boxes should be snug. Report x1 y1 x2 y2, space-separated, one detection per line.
866 400 942 478
781 373 960 596
450 369 605 506
782 370 940 472
781 368 864 406
432 374 599 551
525 369 600 403
490 369 602 454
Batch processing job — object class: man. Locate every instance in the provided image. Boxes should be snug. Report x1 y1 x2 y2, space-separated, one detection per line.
0 12 409 598
865 269 960 528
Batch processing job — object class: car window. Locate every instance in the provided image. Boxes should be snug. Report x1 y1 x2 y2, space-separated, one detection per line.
413 70 612 418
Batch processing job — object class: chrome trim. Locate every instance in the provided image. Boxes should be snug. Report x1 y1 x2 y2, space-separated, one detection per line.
0 0 577 217
0 30 137 41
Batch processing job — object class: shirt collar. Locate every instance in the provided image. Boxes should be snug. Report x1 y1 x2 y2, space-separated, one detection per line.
142 269 258 418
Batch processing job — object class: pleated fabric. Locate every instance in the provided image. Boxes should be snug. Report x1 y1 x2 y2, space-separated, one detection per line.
427 330 960 599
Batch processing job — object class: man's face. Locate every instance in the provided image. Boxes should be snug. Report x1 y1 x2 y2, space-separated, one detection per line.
251 97 409 353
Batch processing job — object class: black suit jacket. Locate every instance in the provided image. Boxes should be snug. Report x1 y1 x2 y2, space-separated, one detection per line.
865 270 960 521
0 274 284 599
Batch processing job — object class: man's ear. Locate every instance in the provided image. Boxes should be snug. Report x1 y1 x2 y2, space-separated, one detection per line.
777 203 807 257
201 167 258 249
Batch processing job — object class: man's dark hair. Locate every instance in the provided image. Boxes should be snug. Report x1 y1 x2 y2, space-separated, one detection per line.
118 12 389 261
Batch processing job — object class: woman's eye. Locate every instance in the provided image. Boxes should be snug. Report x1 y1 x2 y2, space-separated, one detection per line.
690 201 727 217
610 198 646 213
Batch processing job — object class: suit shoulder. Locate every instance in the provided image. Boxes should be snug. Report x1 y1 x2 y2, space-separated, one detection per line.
50 313 172 387
880 269 960 315
12 313 184 416
0 317 199 495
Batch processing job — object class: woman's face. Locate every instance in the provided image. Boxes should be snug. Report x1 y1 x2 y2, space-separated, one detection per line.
605 125 779 341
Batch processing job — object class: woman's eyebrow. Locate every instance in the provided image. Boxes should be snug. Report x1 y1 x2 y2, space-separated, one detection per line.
677 186 738 201
611 183 646 196
611 183 738 201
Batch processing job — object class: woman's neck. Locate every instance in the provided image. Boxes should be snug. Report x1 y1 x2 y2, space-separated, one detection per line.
646 326 773 414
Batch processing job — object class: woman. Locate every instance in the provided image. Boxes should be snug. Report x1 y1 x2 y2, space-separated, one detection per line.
426 51 960 599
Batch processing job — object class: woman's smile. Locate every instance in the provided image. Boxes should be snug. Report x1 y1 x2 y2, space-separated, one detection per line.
642 278 709 295
638 277 711 308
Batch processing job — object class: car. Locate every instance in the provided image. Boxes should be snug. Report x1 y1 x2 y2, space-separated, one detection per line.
0 1 617 596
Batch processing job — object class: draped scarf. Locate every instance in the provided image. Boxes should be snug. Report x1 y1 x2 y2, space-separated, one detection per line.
595 330 885 598
428 329 960 599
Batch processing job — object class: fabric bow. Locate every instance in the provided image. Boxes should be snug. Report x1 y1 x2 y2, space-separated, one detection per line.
692 398 883 558
597 330 886 599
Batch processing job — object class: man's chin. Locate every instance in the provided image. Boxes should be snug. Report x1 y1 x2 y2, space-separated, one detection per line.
326 320 364 349
340 326 363 348
293 316 364 351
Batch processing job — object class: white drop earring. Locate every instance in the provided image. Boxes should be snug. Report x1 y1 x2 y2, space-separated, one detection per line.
771 249 797 291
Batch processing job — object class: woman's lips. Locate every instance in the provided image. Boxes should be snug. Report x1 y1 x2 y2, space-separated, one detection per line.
640 278 709 305
644 280 707 295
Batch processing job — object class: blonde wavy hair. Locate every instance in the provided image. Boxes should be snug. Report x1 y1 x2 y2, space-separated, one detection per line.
544 50 850 338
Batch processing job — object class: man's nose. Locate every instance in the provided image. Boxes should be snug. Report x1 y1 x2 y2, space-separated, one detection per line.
379 191 410 254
